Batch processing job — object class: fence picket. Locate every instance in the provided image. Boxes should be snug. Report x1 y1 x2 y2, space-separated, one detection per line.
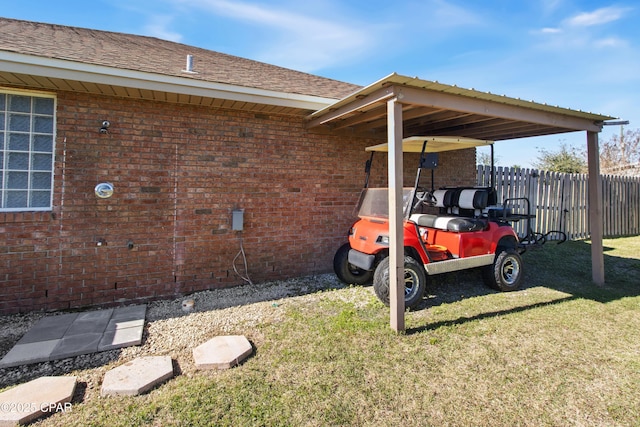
477 165 640 240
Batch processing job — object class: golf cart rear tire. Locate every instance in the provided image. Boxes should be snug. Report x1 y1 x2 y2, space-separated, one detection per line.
482 248 523 292
333 243 373 285
373 255 427 309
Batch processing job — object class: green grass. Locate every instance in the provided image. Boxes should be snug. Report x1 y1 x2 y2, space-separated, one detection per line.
39 237 640 426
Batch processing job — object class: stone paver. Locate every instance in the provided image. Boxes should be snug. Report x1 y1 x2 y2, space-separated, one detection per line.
193 335 253 370
49 332 104 360
0 340 61 368
0 376 76 426
64 309 113 336
15 313 78 344
101 356 174 396
0 305 146 368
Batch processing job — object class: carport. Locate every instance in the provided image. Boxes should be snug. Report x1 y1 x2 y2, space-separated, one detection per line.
307 73 617 332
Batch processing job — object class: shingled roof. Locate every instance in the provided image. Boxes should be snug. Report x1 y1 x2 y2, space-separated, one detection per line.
0 17 360 101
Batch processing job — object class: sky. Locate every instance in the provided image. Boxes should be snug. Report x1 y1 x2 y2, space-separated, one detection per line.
2 0 639 168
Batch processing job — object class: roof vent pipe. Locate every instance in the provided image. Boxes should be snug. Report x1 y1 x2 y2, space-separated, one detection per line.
183 54 196 73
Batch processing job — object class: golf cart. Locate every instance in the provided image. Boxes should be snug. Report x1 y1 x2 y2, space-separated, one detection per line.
333 136 529 309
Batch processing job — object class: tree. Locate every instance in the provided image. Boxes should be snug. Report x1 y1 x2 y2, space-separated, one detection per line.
532 143 586 173
476 151 500 166
600 128 640 171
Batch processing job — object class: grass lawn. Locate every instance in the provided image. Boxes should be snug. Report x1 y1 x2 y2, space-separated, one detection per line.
40 236 640 426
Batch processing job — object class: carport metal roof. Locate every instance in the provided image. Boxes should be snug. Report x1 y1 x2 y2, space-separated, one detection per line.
307 73 616 332
307 73 614 139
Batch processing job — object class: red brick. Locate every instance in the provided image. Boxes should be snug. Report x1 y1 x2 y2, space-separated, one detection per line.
0 90 475 314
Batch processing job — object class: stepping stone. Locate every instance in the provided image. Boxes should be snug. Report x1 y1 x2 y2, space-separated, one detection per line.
101 356 173 397
193 335 253 370
0 376 76 426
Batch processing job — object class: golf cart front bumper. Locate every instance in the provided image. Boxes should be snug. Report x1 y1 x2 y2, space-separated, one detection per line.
348 249 376 271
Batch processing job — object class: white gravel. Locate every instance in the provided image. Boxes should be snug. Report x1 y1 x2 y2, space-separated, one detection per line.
0 274 351 398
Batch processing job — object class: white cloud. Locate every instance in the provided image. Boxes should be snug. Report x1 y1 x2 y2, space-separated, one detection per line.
540 0 564 15
594 37 628 48
167 0 374 72
565 6 630 27
144 15 184 42
533 5 633 51
426 0 483 28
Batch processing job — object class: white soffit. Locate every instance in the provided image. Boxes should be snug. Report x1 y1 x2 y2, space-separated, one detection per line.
0 51 338 111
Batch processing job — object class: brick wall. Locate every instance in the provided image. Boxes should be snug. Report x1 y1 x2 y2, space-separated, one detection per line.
0 89 476 314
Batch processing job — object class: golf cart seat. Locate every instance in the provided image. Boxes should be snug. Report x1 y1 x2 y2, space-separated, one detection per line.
410 214 487 232
434 188 490 217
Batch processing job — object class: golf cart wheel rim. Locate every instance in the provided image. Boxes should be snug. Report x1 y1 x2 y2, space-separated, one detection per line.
404 269 419 297
348 263 365 276
501 256 520 285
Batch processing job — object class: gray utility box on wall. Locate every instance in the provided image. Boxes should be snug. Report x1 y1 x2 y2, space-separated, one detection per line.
232 209 244 231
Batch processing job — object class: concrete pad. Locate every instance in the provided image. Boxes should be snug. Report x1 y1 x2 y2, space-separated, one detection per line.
193 335 253 370
105 318 145 331
0 376 76 426
97 325 144 352
64 309 113 336
0 340 61 369
101 356 173 397
0 305 147 368
49 333 102 359
16 313 78 344
110 305 147 322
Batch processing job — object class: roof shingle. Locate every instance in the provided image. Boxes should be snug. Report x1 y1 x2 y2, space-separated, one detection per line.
0 17 360 100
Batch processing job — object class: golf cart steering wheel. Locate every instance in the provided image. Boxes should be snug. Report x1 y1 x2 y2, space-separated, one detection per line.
413 188 437 210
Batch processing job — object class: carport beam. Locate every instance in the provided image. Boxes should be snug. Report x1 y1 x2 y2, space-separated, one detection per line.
587 131 605 285
387 98 405 332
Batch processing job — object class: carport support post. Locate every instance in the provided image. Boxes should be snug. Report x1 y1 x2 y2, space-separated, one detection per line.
587 131 605 285
387 98 405 332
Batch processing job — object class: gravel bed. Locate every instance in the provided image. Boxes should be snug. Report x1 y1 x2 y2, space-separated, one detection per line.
0 269 486 406
0 274 350 398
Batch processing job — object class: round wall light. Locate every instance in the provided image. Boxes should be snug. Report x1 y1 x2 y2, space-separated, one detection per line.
95 182 114 198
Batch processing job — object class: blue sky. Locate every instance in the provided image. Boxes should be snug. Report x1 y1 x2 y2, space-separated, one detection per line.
3 0 638 167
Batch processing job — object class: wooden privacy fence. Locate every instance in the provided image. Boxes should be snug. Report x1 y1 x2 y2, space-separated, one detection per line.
477 166 640 240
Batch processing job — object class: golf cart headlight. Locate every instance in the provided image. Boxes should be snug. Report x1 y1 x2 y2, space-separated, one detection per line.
376 235 389 245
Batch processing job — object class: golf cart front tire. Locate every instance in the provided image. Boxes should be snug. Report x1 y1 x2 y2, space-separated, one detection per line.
333 243 373 285
373 255 427 309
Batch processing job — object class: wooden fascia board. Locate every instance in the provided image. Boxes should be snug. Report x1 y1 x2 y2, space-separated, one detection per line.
395 85 604 133
306 85 397 128
331 104 389 130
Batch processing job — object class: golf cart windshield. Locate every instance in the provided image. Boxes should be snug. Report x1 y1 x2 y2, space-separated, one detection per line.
357 136 495 219
357 188 414 219
355 136 495 219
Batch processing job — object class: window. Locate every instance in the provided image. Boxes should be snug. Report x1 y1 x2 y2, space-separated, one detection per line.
0 90 56 211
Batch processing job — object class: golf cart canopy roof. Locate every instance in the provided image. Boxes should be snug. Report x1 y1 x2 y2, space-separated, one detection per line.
365 136 494 153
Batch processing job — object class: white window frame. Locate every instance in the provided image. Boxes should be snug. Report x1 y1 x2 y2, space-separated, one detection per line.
0 88 57 212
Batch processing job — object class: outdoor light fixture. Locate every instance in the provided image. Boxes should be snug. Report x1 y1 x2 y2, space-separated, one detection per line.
99 120 110 134
95 182 114 198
